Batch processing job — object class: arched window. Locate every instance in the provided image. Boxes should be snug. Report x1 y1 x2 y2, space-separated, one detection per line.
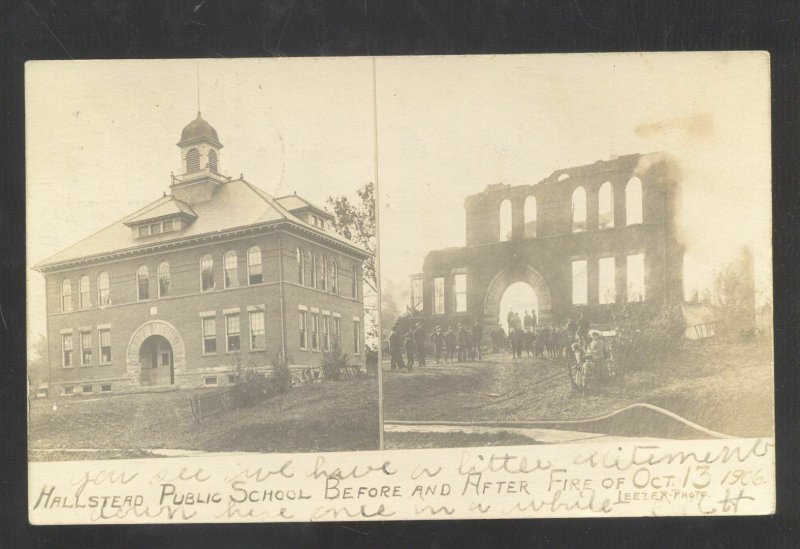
571 186 587 233
158 262 170 298
352 265 359 299
79 275 90 309
626 177 643 225
136 265 149 301
200 254 215 291
524 195 537 238
598 181 614 229
319 255 327 291
310 254 318 289
223 250 238 289
247 246 263 285
296 247 305 285
499 199 512 242
97 272 110 306
331 259 338 294
186 148 200 172
61 279 72 312
305 250 314 287
208 149 218 173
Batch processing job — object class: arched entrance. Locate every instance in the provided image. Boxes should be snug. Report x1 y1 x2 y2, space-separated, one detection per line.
484 265 553 329
126 320 186 387
138 335 174 386
499 282 539 333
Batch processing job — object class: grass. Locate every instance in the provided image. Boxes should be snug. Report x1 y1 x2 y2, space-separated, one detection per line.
29 377 379 461
383 338 773 442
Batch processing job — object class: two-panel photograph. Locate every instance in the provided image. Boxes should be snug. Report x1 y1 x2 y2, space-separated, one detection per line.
25 53 774 523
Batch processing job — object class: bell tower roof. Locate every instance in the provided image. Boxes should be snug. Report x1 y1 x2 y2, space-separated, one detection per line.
177 112 223 148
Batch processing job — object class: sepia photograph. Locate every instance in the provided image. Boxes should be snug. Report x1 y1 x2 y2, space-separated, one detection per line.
26 58 380 460
377 53 773 450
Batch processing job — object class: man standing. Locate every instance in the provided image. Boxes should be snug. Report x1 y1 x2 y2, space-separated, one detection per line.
507 309 515 334
430 326 445 363
457 324 467 363
523 310 533 331
388 326 405 370
471 321 483 361
414 323 427 367
404 332 416 370
445 326 456 363
577 312 590 348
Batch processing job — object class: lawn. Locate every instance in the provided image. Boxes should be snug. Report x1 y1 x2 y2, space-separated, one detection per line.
383 338 773 446
29 377 380 461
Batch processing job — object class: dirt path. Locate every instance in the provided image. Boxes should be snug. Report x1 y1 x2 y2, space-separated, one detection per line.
382 341 773 438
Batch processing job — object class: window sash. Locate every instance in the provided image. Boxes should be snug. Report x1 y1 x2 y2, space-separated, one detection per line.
321 316 330 351
202 318 217 354
249 311 266 349
454 274 467 313
311 314 319 350
353 320 361 354
299 311 308 349
99 329 112 363
62 334 73 367
80 332 92 365
226 314 241 351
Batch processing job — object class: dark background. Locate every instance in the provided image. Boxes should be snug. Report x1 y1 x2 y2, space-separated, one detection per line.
1 1 798 546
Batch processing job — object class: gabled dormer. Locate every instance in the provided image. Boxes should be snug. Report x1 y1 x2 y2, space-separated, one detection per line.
275 194 334 231
124 197 198 239
170 112 229 206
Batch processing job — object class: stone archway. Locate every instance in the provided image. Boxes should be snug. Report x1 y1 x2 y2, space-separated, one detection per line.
126 320 186 386
483 265 553 326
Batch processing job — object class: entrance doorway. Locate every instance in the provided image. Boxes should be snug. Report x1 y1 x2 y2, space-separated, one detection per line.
499 281 538 333
139 335 174 386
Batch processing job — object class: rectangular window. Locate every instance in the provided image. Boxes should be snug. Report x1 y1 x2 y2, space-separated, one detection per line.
82 384 93 394
62 333 73 368
627 253 645 302
433 276 445 315
80 331 92 366
137 225 149 237
332 317 341 350
598 257 616 305
321 315 330 351
202 317 217 354
311 313 319 351
453 273 467 313
204 376 218 387
63 385 74 395
162 220 174 233
100 384 112 393
99 329 112 363
299 310 308 349
411 277 423 311
572 260 588 305
353 319 361 354
249 310 266 350
225 314 240 352
150 223 162 235
227 374 236 384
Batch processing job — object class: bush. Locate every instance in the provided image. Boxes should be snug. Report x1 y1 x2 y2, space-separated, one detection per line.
365 345 378 376
611 302 685 372
320 346 350 381
270 351 292 394
229 358 268 407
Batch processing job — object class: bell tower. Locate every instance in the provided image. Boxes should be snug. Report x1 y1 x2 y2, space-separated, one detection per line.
171 112 228 205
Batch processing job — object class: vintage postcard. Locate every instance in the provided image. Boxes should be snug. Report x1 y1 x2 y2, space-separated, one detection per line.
27 53 773 524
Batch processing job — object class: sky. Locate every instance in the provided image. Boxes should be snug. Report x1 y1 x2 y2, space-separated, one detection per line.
375 52 772 310
26 57 375 343
26 53 772 348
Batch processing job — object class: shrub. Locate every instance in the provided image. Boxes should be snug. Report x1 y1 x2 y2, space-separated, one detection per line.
611 302 685 372
365 345 378 376
229 357 267 407
270 351 292 394
320 346 350 381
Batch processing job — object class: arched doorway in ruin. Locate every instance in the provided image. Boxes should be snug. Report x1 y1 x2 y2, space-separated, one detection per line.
483 265 553 330
126 320 186 387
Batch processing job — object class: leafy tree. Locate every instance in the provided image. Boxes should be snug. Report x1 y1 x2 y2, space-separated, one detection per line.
326 182 379 342
27 333 49 391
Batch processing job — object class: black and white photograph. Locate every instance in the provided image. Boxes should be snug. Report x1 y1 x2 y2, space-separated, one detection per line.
26 58 380 460
377 53 773 450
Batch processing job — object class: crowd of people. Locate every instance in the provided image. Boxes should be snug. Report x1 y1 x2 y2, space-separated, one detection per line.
387 311 602 370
